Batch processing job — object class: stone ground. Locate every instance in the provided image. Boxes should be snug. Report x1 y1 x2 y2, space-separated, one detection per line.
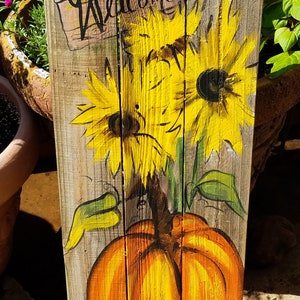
2 148 300 299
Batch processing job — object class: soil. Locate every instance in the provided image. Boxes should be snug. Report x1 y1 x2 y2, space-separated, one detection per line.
0 95 20 153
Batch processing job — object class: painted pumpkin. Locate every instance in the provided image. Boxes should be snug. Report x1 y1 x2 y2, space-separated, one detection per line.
87 213 243 299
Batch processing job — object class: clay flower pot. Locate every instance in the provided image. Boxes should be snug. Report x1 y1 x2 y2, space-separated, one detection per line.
0 75 39 274
251 65 300 189
0 0 52 120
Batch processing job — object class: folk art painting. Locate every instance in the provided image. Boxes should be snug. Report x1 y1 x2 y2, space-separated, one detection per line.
50 0 259 299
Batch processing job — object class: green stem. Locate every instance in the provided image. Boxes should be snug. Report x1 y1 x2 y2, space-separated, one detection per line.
186 136 204 210
176 137 184 212
165 158 177 211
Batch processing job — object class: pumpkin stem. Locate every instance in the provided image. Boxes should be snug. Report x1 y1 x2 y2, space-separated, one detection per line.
147 173 174 249
147 173 183 295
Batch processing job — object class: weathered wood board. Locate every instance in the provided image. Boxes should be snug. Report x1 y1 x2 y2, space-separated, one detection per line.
46 0 262 298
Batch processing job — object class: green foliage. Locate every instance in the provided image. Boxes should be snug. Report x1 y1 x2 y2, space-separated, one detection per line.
196 170 246 218
0 0 48 71
65 192 121 251
0 0 18 12
261 0 300 78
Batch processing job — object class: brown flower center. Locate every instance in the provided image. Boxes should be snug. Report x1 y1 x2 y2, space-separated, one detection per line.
196 69 228 102
108 112 140 139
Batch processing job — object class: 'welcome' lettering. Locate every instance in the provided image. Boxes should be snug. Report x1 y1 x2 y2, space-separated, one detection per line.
55 0 181 49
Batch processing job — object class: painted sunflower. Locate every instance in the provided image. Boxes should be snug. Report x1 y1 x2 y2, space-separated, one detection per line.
124 2 201 61
72 59 179 186
170 0 257 158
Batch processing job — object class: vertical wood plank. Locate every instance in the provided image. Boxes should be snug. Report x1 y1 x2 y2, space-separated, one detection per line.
45 2 123 299
46 0 262 298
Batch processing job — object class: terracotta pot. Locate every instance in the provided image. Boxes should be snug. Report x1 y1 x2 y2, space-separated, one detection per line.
251 65 300 190
0 75 39 274
0 0 52 120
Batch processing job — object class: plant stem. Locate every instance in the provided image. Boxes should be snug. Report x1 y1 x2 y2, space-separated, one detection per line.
147 173 174 251
147 173 182 294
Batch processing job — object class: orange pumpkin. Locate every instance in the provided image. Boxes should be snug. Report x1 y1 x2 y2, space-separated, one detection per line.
87 213 243 300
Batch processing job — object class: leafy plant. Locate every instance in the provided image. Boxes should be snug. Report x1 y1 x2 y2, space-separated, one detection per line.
0 0 17 12
0 0 48 71
261 0 300 78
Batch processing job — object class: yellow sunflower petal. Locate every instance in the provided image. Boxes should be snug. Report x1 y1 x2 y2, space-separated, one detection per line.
170 0 257 157
230 37 257 86
72 106 95 124
125 3 201 59
107 138 122 175
83 70 119 108
73 55 181 186
72 67 121 168
120 60 180 185
220 0 241 51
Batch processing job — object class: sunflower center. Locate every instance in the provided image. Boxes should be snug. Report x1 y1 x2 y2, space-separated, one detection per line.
108 112 140 139
196 69 228 102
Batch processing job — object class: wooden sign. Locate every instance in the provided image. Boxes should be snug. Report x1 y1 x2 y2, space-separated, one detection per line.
46 0 262 298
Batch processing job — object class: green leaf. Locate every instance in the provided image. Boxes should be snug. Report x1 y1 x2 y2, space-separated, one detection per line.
0 6 9 12
65 193 121 251
294 23 300 38
274 27 297 51
282 0 293 14
260 37 268 51
273 19 288 29
291 0 300 20
196 170 246 218
266 51 300 78
78 192 119 215
264 0 281 6
262 2 285 29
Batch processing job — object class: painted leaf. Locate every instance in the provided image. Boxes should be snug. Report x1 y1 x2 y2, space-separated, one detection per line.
65 193 121 251
196 170 246 218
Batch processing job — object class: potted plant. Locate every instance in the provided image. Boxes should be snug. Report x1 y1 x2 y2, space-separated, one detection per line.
251 0 300 188
246 0 300 270
0 0 51 120
0 75 39 274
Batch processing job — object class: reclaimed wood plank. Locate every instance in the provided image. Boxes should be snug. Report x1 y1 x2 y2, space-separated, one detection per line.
46 0 262 298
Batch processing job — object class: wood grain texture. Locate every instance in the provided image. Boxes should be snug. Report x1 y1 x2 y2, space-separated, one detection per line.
46 0 262 298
